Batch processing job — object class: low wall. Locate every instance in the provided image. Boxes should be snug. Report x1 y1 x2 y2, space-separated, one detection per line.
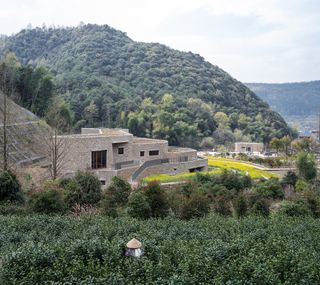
136 158 208 181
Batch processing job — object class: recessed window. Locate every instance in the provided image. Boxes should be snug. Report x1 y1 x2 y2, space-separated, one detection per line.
118 147 124 154
100 180 106 185
149 150 159 156
92 150 107 169
140 151 145 157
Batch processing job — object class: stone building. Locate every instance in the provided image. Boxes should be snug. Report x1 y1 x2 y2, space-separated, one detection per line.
235 142 264 154
58 128 207 185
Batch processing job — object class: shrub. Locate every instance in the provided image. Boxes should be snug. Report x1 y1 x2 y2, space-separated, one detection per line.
180 194 210 220
300 192 320 218
143 182 169 218
212 196 232 216
106 176 131 206
0 170 23 203
278 201 311 217
295 179 309 192
0 202 29 215
99 194 118 217
30 189 66 214
220 171 244 191
233 194 248 218
281 171 298 187
126 191 151 219
253 179 284 199
251 199 270 217
74 171 102 204
64 180 82 208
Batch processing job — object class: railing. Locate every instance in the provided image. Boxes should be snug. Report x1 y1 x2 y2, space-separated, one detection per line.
168 156 189 163
113 160 139 170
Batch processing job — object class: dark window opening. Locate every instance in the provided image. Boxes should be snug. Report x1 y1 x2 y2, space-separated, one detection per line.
92 150 107 169
140 151 145 157
118 147 124 154
100 180 106 185
149 150 159 156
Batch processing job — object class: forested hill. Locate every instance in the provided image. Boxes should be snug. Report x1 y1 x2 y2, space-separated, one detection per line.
246 81 320 134
0 24 292 147
246 81 320 117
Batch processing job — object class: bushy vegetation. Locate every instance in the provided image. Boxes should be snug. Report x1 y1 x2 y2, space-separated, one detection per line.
1 159 320 283
0 170 23 203
2 215 320 284
0 24 292 148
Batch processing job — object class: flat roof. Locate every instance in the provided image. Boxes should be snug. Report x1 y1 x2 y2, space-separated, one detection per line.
57 128 132 139
132 137 167 144
235 142 264 145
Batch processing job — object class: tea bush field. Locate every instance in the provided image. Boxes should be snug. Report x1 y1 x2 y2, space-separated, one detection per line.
1 214 320 284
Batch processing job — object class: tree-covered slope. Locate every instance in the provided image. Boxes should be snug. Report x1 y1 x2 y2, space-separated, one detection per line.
246 81 320 134
246 81 320 118
0 24 292 147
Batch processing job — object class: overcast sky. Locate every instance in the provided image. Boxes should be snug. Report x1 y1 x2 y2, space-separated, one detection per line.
0 0 319 83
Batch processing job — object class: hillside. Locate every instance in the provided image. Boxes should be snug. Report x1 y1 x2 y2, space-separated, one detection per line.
0 24 292 146
0 94 49 167
246 81 320 134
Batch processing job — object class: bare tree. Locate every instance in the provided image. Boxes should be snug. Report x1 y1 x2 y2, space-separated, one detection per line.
0 54 19 171
44 97 72 180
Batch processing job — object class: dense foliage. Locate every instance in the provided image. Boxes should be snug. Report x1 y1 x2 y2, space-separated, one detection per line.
2 215 320 284
0 170 23 203
0 24 292 147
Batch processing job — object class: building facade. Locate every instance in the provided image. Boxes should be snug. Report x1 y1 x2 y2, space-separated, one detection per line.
58 128 207 185
235 142 264 154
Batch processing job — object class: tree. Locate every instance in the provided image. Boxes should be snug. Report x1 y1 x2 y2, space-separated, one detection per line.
291 138 315 153
280 136 291 155
44 97 72 180
296 151 317 181
0 53 20 171
214 112 230 130
200 137 214 150
126 191 151 219
74 171 102 204
143 182 169 218
106 176 131 206
269 137 282 153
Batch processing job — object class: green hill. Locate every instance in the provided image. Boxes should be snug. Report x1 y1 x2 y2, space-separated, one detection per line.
0 24 292 147
246 81 320 134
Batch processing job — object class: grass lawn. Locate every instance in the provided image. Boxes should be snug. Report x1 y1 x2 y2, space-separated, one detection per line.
142 156 278 183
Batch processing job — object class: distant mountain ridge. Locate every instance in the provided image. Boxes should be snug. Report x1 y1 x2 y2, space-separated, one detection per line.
0 24 292 146
246 81 320 134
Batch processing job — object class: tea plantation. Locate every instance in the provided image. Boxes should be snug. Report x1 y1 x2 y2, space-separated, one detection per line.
1 214 320 284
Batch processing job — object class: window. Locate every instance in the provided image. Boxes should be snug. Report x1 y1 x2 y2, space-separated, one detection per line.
149 150 159 156
92 150 107 169
118 147 124 154
100 180 106 185
140 151 145 157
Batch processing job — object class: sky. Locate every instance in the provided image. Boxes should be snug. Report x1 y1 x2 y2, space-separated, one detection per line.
0 0 319 83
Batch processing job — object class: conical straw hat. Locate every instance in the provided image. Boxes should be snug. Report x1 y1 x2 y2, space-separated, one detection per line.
126 238 142 249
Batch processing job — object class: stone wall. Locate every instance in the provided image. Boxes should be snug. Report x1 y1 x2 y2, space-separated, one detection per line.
136 158 208 181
